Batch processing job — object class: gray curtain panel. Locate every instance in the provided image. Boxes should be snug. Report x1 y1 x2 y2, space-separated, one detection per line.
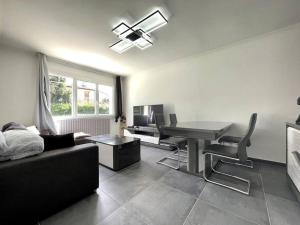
115 76 123 122
35 53 57 134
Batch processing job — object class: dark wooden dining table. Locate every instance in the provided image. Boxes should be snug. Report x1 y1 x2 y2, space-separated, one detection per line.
163 121 233 175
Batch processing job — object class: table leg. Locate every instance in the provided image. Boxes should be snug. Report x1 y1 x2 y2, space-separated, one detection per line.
203 152 213 178
187 138 199 173
195 140 210 174
186 139 212 176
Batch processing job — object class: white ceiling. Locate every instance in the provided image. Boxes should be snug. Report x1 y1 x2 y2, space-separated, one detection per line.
1 0 300 75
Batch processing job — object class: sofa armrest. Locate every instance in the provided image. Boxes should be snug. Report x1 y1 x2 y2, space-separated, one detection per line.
0 143 99 224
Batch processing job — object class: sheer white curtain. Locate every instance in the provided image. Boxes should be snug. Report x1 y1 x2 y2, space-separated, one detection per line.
35 53 57 134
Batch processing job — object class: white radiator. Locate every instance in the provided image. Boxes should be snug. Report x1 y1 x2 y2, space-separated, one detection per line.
55 117 110 136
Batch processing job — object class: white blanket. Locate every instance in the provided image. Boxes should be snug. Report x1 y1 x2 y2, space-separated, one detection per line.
0 131 8 154
0 130 44 161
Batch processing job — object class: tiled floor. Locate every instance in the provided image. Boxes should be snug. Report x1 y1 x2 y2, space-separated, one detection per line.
41 146 300 225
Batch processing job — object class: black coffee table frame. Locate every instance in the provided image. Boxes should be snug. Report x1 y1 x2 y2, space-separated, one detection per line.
86 135 141 171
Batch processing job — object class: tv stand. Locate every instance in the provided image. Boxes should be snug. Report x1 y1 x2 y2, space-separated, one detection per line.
124 126 174 150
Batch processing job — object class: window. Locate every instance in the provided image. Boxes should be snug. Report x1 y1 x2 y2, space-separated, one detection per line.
49 75 73 116
49 73 114 117
98 84 113 115
77 80 96 115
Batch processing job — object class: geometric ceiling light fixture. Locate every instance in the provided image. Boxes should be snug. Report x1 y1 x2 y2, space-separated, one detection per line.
110 10 168 54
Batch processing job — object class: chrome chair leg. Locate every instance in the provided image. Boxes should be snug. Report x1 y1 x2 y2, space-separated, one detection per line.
170 149 188 163
203 153 250 195
157 157 180 170
167 155 188 163
173 149 188 158
220 159 254 169
157 146 181 170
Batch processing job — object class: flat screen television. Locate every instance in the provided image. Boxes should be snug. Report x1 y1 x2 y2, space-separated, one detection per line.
133 104 164 126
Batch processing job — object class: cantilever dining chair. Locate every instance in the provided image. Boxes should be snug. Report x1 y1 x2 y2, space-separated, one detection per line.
218 113 257 168
169 114 177 125
203 113 257 195
169 114 188 159
155 113 186 170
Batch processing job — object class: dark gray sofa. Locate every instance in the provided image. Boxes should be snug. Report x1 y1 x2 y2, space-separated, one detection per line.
0 143 99 225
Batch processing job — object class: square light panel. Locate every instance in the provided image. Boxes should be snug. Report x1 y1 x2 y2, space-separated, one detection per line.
112 22 130 35
110 40 133 54
132 10 168 34
134 38 152 49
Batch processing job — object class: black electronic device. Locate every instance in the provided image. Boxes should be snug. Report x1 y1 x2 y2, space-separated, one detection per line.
133 104 164 126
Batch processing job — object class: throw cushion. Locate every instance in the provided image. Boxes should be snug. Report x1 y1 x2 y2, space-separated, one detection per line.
74 132 91 139
2 122 27 132
40 133 75 151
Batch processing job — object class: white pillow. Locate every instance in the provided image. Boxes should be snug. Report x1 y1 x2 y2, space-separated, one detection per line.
27 126 40 135
0 131 8 154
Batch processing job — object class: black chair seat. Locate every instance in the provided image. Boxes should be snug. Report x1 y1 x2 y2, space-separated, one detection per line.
203 144 238 158
218 135 251 147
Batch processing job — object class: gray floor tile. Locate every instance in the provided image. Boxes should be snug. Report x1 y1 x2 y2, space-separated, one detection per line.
258 162 296 201
124 182 196 225
266 194 300 225
200 182 269 225
159 170 206 197
183 199 257 225
125 160 170 179
141 145 170 162
41 190 120 225
40 146 300 225
99 165 117 183
100 162 168 204
99 207 148 225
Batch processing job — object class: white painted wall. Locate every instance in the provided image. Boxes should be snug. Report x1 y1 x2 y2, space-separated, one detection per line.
0 0 3 35
0 44 119 134
126 23 300 163
47 59 116 87
0 44 38 127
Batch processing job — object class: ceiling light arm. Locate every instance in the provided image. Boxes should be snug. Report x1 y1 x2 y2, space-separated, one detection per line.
131 10 168 32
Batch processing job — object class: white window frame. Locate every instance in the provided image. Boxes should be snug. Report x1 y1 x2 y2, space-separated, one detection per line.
76 80 97 116
98 84 114 115
49 74 74 118
49 73 114 119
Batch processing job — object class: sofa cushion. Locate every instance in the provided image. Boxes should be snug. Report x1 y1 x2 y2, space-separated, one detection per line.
41 133 75 151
